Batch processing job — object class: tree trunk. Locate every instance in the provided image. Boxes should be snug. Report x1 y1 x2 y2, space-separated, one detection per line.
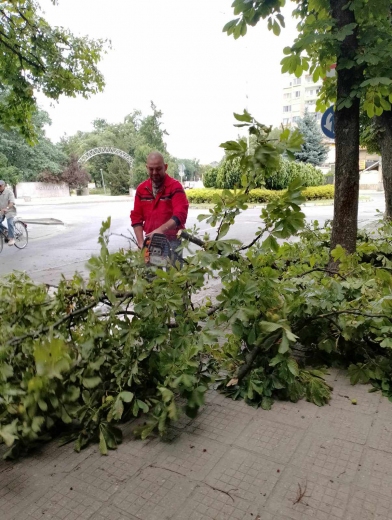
329 0 361 257
376 111 392 218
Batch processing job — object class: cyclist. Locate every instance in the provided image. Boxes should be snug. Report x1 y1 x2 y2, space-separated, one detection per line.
0 180 16 246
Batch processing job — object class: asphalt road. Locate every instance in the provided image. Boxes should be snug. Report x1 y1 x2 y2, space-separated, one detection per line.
0 193 385 285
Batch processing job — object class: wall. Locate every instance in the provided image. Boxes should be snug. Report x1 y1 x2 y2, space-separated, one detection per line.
359 170 380 190
16 182 70 199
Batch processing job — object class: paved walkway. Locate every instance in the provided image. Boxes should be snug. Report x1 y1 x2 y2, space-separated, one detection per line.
0 367 391 520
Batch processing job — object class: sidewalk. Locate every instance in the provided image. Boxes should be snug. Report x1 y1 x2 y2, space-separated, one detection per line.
16 195 132 206
0 369 390 520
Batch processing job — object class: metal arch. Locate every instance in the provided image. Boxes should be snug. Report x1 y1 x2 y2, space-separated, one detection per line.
77 147 134 167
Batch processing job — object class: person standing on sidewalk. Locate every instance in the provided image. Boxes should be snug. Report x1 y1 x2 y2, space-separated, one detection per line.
0 180 16 246
130 152 189 261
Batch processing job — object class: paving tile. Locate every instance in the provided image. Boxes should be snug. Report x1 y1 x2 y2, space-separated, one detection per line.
322 368 341 386
375 394 392 419
205 447 283 509
234 418 303 463
205 390 258 417
185 404 250 444
0 441 95 479
329 375 381 415
90 504 139 520
55 447 146 496
290 434 364 483
113 464 196 520
367 417 392 453
174 484 290 520
153 432 227 481
309 407 373 445
266 465 351 520
345 487 392 520
0 470 61 520
115 423 166 461
259 399 318 430
356 448 392 498
15 487 102 520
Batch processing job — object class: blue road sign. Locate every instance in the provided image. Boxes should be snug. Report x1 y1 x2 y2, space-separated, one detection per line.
321 106 335 139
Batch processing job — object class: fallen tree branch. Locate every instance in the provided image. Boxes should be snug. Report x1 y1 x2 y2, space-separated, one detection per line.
7 301 97 347
229 331 281 384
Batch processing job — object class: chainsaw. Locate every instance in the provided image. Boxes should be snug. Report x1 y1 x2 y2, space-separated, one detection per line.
143 233 171 267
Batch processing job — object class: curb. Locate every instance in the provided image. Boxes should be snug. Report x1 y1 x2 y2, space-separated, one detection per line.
16 196 133 206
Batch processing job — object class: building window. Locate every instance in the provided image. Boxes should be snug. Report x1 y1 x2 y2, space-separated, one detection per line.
294 90 301 98
305 75 313 83
283 106 291 112
305 100 315 106
293 77 301 86
284 92 291 99
292 116 301 123
283 118 290 125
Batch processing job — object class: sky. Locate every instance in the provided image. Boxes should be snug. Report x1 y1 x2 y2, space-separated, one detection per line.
37 0 298 164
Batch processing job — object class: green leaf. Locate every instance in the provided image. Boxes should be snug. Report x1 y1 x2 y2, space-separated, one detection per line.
233 110 252 123
34 339 71 379
287 358 299 377
259 321 282 333
278 333 290 354
99 429 108 455
118 391 134 403
137 400 149 413
82 377 102 389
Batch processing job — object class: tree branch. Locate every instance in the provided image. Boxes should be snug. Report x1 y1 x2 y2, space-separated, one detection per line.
7 301 97 346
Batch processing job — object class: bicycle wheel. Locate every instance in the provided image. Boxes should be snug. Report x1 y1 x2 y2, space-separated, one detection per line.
13 221 28 249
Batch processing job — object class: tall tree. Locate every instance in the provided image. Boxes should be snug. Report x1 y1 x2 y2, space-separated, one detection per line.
0 108 66 182
61 104 179 189
0 0 107 141
294 112 328 166
224 0 392 256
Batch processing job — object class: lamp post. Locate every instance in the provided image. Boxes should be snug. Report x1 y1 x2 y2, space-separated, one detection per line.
100 168 106 195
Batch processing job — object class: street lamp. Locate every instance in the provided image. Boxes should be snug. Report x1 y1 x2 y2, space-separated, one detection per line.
100 168 106 195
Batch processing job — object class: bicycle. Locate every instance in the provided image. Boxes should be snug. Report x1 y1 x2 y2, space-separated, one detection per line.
0 218 28 253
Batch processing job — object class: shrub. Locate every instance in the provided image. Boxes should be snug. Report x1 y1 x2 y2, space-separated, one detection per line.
187 185 334 204
216 158 242 189
302 185 334 200
61 156 91 189
265 159 324 190
203 166 218 188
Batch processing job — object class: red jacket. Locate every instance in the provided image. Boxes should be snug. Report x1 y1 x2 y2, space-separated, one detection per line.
130 175 189 239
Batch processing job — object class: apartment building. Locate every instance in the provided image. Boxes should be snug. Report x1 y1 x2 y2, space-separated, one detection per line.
282 74 323 127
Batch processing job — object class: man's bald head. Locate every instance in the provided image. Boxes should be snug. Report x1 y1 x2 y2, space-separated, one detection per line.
146 152 168 187
147 151 165 163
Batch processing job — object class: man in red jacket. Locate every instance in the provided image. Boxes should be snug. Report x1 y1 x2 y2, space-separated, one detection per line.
130 152 189 259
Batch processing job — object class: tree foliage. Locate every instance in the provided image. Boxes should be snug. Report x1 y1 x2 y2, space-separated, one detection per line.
1 112 392 461
176 158 201 182
266 159 324 190
0 0 107 141
223 0 392 254
294 112 329 166
203 166 218 188
216 157 242 189
0 107 66 184
60 103 181 190
60 156 91 190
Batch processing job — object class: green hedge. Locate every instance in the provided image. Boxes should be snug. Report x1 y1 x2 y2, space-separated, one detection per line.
187 185 334 204
265 159 324 190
